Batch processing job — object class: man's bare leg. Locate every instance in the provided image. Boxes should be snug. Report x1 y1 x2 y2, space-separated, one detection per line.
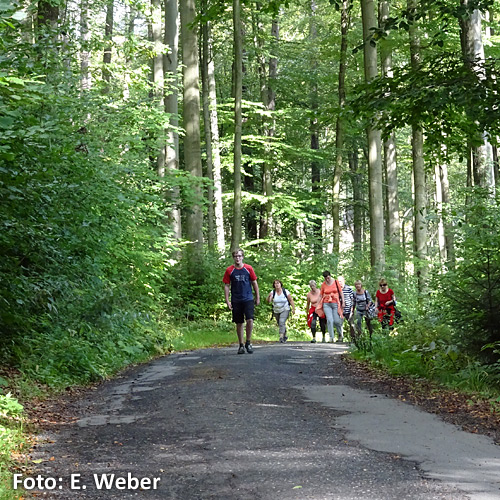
236 323 245 344
245 319 253 342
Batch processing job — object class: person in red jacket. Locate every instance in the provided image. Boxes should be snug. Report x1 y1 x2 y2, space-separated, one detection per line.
223 248 260 354
375 279 397 331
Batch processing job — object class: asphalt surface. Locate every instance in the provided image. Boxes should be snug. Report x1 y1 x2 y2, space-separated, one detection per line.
30 342 500 499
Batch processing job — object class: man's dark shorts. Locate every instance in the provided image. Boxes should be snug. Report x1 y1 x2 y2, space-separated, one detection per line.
232 300 255 324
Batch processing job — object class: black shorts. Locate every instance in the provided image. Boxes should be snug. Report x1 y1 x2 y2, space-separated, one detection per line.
232 300 255 324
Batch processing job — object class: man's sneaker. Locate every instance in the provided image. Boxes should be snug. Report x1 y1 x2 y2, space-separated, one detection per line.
283 336 288 343
311 338 317 343
238 344 245 354
245 342 254 354
279 337 284 343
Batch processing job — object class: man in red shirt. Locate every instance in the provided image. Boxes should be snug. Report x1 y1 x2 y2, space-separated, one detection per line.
223 248 260 354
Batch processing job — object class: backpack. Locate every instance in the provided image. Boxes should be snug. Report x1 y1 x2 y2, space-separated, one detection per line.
364 291 377 320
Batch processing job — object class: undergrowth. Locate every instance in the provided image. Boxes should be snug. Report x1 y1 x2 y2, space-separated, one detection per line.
350 320 500 405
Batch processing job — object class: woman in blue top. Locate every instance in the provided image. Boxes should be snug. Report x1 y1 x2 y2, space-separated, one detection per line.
353 280 374 340
267 280 296 343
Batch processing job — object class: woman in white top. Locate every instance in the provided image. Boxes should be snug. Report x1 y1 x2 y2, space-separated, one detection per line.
267 279 296 343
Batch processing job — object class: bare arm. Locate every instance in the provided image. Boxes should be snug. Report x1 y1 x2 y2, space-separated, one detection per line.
288 294 296 314
224 283 232 310
386 293 396 307
252 280 260 306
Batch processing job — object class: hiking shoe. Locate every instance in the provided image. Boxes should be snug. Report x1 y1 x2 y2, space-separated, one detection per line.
283 336 288 343
279 337 284 343
322 337 326 343
237 345 245 354
245 342 253 354
311 338 317 343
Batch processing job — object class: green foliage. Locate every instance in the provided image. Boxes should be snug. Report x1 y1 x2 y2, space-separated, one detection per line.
0 393 25 500
351 309 500 398
433 192 500 359
0 13 178 386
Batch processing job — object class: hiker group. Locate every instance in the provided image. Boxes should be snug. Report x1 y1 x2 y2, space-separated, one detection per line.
305 273 398 344
223 248 400 353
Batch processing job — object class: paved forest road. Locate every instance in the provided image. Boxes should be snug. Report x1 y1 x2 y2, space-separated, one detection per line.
33 343 500 500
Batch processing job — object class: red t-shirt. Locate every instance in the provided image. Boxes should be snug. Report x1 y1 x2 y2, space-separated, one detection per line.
376 288 395 310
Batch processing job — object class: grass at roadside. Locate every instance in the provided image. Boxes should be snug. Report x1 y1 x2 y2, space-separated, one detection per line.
350 329 500 407
170 318 311 351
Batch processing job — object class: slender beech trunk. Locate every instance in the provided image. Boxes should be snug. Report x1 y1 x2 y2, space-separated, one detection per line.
493 146 499 187
360 0 384 273
201 12 225 252
80 0 90 91
201 10 214 249
151 0 165 178
165 0 182 240
434 161 447 269
230 0 243 252
332 0 351 255
259 17 278 242
408 0 427 294
102 0 113 88
460 1 495 193
123 6 135 99
379 0 400 250
310 1 322 253
438 144 455 268
349 148 363 255
180 0 204 264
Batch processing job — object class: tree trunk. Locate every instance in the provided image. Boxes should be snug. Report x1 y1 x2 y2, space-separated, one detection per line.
460 1 495 193
102 0 113 88
310 1 322 253
438 145 455 268
332 0 350 255
259 16 278 242
379 0 400 249
493 145 499 188
180 0 204 264
434 161 446 269
230 0 243 252
408 0 427 294
151 0 165 178
201 11 225 252
349 148 363 255
206 19 225 252
80 0 90 91
37 0 58 35
165 0 182 240
201 9 214 249
360 0 384 273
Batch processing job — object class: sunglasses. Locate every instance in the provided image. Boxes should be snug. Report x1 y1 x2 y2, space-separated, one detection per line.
380 283 387 286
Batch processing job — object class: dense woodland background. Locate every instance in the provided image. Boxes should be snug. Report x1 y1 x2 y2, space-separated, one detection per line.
1 0 500 391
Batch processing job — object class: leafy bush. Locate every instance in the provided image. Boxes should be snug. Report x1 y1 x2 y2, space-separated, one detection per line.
0 26 177 384
0 393 25 500
434 192 500 361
